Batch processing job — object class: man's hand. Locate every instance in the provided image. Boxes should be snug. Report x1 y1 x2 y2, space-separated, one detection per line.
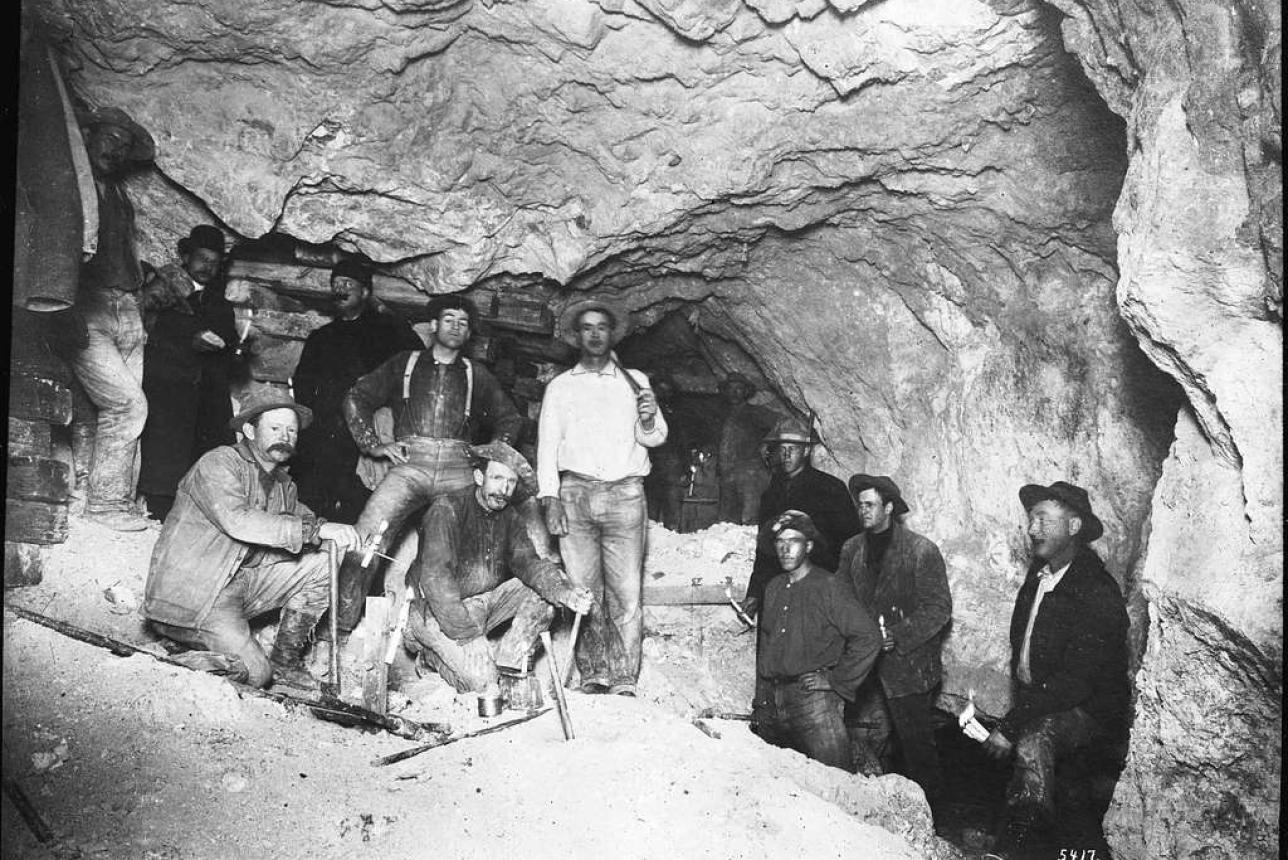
543 497 568 537
740 596 761 621
881 631 896 652
982 728 1014 760
371 441 409 465
636 388 658 426
799 671 833 692
319 522 359 551
559 584 593 615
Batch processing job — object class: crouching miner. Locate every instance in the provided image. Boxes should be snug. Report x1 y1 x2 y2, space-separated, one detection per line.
984 481 1129 855
143 390 359 691
397 442 592 701
752 511 881 771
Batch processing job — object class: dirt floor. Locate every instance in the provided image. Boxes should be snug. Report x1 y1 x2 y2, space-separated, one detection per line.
3 515 969 860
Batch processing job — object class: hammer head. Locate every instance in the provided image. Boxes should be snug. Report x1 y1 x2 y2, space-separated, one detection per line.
360 520 390 569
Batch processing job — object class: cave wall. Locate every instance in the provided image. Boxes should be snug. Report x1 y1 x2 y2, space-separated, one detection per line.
21 0 1281 856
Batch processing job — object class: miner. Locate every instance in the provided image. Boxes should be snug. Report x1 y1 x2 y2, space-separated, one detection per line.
642 374 687 530
137 225 238 521
740 417 860 618
335 294 523 635
537 297 667 697
395 442 592 698
142 389 359 691
983 481 1129 854
715 372 778 525
292 258 422 523
839 475 952 805
72 107 157 531
751 511 881 771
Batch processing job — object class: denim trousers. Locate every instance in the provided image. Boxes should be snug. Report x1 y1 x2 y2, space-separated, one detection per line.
1009 706 1102 820
336 438 474 631
559 474 647 692
756 679 854 772
72 289 147 513
404 578 555 693
149 552 330 688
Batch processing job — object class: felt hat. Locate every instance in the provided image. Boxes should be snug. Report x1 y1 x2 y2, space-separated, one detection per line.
847 474 911 517
468 441 538 500
718 372 756 395
768 509 827 552
556 297 629 347
762 417 813 446
79 106 156 163
177 225 226 257
330 258 373 288
1019 481 1104 542
228 388 313 432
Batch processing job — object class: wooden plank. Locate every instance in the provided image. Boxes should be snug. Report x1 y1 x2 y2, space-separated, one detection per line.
236 307 330 342
227 261 423 309
4 499 69 545
8 418 52 457
360 595 392 715
6 456 71 504
4 541 44 587
8 373 72 425
642 582 735 606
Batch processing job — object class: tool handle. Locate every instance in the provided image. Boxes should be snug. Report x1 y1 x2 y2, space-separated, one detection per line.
611 355 643 396
540 631 575 741
383 587 414 666
327 540 341 691
561 612 583 688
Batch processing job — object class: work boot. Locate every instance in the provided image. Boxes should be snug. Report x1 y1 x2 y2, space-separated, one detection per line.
270 610 323 694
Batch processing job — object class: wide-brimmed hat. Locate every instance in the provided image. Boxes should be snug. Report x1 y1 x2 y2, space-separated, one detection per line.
762 417 813 446
718 372 756 396
768 509 827 552
177 225 226 257
228 388 313 432
847 474 910 517
1019 481 1104 542
468 441 538 500
556 297 629 347
79 106 156 163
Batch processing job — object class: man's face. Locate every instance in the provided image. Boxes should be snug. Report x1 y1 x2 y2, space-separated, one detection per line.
576 310 614 358
430 308 471 350
1027 499 1081 561
86 124 133 177
474 461 519 511
330 276 368 317
856 488 893 533
775 530 811 573
722 381 750 405
183 248 223 286
243 408 299 465
774 441 809 477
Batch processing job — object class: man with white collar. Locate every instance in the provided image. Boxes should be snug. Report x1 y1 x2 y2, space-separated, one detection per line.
537 297 668 697
983 481 1129 855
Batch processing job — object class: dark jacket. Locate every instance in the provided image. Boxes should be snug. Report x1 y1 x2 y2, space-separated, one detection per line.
413 487 572 641
838 522 952 697
144 441 323 630
744 465 861 606
997 545 1129 742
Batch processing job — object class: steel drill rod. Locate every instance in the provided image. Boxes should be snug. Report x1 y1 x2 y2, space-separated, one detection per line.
327 540 341 696
371 708 552 766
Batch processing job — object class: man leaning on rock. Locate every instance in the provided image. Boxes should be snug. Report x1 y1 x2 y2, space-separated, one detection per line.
143 389 358 691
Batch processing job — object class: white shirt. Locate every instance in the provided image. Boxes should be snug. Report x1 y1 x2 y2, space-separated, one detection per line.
1016 561 1071 685
536 361 668 498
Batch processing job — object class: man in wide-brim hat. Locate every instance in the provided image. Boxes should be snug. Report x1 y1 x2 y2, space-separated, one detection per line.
979 480 1129 854
143 387 359 693
715 371 778 526
554 296 630 348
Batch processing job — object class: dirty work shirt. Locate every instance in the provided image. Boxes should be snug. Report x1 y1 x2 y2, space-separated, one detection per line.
756 569 880 702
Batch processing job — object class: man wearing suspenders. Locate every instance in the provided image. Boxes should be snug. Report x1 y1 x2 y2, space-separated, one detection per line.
336 295 523 635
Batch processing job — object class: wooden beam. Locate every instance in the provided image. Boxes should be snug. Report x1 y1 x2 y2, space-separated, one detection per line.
642 582 739 606
227 260 425 308
8 373 72 425
6 456 71 504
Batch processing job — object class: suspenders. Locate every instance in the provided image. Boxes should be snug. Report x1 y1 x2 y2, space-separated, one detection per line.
401 351 473 436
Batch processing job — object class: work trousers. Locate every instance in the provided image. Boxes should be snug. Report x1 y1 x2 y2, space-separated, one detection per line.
404 578 555 693
72 289 147 514
754 679 854 772
148 553 330 689
717 462 769 525
847 682 943 800
1008 706 1101 821
336 438 474 631
559 474 647 694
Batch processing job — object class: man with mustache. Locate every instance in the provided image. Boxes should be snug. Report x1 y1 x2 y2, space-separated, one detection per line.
292 258 422 523
396 442 592 701
143 389 359 691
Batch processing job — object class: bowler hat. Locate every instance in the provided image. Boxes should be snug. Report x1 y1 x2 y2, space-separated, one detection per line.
228 387 313 432
556 297 629 347
1019 481 1104 542
331 258 373 289
79 106 156 163
468 441 538 498
762 417 813 446
847 474 911 517
768 509 827 553
718 372 756 395
177 225 226 257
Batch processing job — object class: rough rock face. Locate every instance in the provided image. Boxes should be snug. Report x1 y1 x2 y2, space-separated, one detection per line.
24 0 1281 855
